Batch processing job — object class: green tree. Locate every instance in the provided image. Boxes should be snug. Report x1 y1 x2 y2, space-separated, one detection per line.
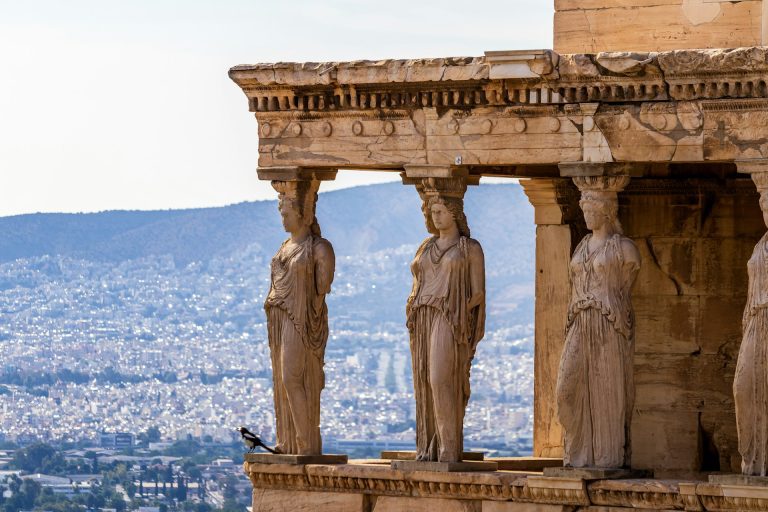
3 477 41 511
108 496 126 512
85 450 99 473
166 440 201 457
220 499 243 512
222 474 238 501
126 481 137 499
146 426 162 443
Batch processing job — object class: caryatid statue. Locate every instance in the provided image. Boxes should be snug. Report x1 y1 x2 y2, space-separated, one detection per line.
406 177 486 463
734 169 768 476
264 178 335 456
556 175 640 468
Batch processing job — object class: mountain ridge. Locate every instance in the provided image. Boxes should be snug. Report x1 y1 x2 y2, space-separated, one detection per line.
0 182 534 268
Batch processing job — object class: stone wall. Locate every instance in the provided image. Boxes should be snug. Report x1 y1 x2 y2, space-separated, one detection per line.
621 176 762 475
554 0 764 54
244 459 768 511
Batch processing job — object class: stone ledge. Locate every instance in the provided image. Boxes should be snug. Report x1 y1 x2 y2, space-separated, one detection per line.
381 450 485 461
230 47 768 112
391 460 499 473
245 453 348 465
542 467 648 480
244 460 768 510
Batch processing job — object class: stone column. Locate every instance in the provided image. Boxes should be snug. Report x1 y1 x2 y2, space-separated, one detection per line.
397 165 496 471
732 159 768 478
520 177 583 459
553 163 640 471
254 166 345 462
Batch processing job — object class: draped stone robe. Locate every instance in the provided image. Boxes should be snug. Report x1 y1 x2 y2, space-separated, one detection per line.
406 236 485 462
557 233 638 468
265 235 332 455
735 232 768 475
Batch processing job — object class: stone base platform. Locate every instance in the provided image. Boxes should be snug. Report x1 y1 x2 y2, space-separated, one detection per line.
493 458 563 471
245 453 348 465
391 460 499 472
543 467 649 480
381 450 485 461
244 459 768 511
709 473 768 486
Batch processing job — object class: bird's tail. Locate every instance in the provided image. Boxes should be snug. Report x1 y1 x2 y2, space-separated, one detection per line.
259 440 278 454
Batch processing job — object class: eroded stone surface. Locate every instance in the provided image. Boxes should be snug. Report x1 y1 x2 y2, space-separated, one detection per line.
734 164 768 476
252 488 364 512
373 496 480 512
264 177 335 456
557 175 640 469
481 504 573 512
554 1 762 54
404 172 486 464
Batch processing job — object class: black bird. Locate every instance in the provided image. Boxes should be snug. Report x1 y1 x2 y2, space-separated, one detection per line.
237 427 278 454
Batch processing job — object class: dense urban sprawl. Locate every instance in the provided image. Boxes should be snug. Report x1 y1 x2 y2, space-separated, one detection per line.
0 243 534 455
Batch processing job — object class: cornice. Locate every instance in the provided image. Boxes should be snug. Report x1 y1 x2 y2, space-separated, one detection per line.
230 47 768 114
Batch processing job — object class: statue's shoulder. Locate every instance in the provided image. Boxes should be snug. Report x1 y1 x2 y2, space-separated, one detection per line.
312 236 335 256
465 237 482 248
464 237 484 258
416 236 435 252
616 233 638 249
617 235 641 263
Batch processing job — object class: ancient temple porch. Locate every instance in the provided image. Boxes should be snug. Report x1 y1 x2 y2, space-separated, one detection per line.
229 8 768 505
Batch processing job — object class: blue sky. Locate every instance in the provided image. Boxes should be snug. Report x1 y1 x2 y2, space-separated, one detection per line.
0 1 552 216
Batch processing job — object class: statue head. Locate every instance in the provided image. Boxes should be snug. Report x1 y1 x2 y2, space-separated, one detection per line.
752 172 768 229
272 180 322 237
579 191 621 233
574 176 629 235
760 195 768 230
427 195 471 238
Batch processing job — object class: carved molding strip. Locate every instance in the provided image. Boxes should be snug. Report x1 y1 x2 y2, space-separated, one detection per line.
245 463 768 511
700 99 768 112
231 47 768 114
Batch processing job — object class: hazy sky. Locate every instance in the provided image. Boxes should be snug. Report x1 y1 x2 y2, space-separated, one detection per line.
0 1 552 217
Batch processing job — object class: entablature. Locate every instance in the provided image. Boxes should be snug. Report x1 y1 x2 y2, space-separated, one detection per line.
229 47 768 175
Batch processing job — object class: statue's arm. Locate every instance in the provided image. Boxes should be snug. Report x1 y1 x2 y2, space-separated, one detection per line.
468 241 486 310
314 240 336 295
620 238 641 289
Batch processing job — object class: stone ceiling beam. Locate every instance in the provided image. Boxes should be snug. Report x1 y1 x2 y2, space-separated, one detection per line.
231 47 768 178
257 166 338 182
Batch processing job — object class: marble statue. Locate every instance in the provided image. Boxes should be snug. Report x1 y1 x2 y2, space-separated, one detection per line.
734 172 768 476
406 182 485 463
264 179 335 456
556 175 640 468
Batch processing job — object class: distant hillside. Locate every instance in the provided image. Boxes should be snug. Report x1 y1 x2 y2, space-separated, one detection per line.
0 182 537 447
0 182 534 265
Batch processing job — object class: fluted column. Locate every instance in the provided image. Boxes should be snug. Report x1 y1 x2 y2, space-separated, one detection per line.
520 177 583 459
